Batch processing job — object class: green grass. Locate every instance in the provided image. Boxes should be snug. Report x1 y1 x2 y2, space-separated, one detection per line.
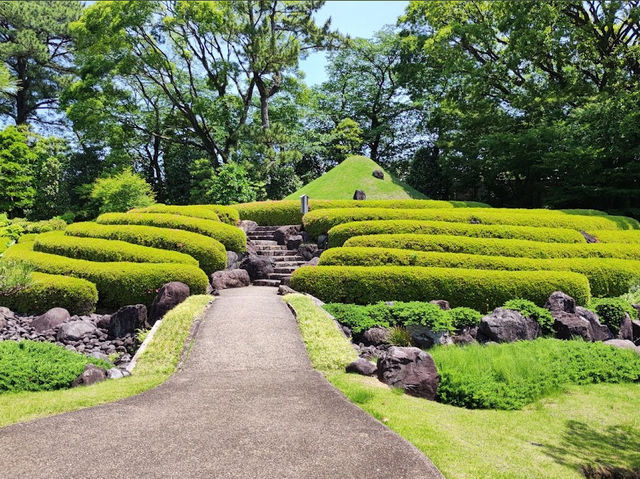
284 155 426 200
0 295 212 428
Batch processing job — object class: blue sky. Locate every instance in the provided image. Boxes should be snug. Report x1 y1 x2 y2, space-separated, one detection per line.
299 1 409 85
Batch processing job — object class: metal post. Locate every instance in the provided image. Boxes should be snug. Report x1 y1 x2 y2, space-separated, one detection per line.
300 194 309 215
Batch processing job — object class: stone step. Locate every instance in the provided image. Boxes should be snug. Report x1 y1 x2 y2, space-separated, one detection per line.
274 266 297 274
256 250 298 257
253 245 288 251
250 240 278 246
276 255 305 262
253 226 279 232
268 273 292 281
273 261 306 267
247 234 277 241
252 279 281 287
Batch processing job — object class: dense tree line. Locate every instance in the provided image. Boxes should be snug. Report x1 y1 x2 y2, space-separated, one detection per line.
0 0 638 219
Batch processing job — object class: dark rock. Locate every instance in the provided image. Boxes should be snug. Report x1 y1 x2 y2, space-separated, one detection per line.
317 235 328 249
553 312 593 341
298 243 319 261
57 321 97 342
407 325 451 348
286 235 303 250
32 307 70 332
451 327 477 345
72 364 106 387
478 308 541 342
109 305 147 338
96 315 111 330
617 314 634 341
341 325 352 338
429 300 451 311
0 316 5 331
545 291 576 314
240 255 275 280
210 269 250 290
575 306 613 341
632 320 640 342
346 358 377 376
305 257 320 267
353 190 366 200
580 231 599 243
377 346 439 399
372 169 384 180
277 285 296 296
274 225 302 246
238 220 258 233
604 339 640 353
363 326 391 346
149 282 190 325
633 304 640 317
226 251 242 270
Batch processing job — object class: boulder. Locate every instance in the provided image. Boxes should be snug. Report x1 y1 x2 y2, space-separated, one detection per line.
633 304 640 317
0 316 5 331
604 339 640 353
632 320 640 342
89 351 110 362
552 312 593 341
57 320 97 342
274 225 302 246
298 243 319 261
149 282 190 325
96 315 112 330
0 306 15 322
277 285 296 296
363 326 391 346
353 190 366 200
377 347 439 399
240 255 275 280
545 292 613 342
305 257 320 267
429 300 451 311
346 358 377 376
617 314 634 341
226 251 245 270
372 169 384 180
451 327 477 345
406 324 451 348
545 291 576 314
575 306 613 341
286 235 304 250
109 305 147 338
106 368 124 380
238 220 258 233
477 308 541 342
317 235 328 250
72 364 106 387
210 269 250 290
32 307 70 332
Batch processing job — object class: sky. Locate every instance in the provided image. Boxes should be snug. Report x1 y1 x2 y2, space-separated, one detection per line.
299 1 409 85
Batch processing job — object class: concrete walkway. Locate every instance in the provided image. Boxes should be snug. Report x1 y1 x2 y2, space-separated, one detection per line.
0 287 443 479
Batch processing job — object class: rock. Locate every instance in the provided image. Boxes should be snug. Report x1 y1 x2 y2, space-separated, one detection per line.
580 231 599 243
451 327 477 345
377 346 439 399
633 304 640 317
317 234 328 250
552 312 593 341
0 306 15 322
305 257 320 267
277 285 296 296
274 225 302 246
604 339 640 353
575 306 613 341
89 351 110 362
363 326 391 346
545 291 576 314
353 190 366 200
149 282 190 325
298 243 319 261
632 320 640 342
96 315 111 330
210 269 250 290
57 321 97 342
109 305 147 338
226 251 244 270
346 358 377 376
372 169 384 180
32 307 70 332
617 314 634 341
238 220 258 233
106 368 125 379
406 324 451 349
429 300 451 311
240 255 275 280
0 316 5 330
72 364 106 387
477 308 541 342
286 234 303 250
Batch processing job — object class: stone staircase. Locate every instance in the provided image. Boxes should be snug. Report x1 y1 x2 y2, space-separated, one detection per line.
246 226 307 287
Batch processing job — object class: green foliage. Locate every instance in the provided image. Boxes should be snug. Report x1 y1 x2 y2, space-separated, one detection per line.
591 230 640 244
90 169 155 214
323 302 393 334
0 125 36 216
0 259 34 293
30 137 72 220
9 217 67 234
408 147 448 199
431 339 640 410
448 307 482 330
391 302 450 331
208 162 262 205
504 299 555 335
388 327 412 347
291 265 591 312
131 203 239 225
621 280 640 305
329 118 364 162
0 341 110 394
589 298 639 335
66 222 227 275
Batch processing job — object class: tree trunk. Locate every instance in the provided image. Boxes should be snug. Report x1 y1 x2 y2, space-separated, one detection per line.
260 94 270 129
15 57 28 125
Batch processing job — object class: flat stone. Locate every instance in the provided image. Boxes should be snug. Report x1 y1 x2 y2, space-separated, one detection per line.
57 321 97 342
346 358 377 376
604 339 640 353
72 364 106 387
211 269 250 290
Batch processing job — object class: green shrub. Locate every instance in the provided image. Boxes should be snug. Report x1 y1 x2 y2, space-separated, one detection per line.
34 231 199 267
0 237 11 253
10 217 67 234
344 233 640 261
448 307 482 329
318 247 640 297
323 302 393 334
310 199 454 210
391 301 452 331
0 340 111 393
292 265 591 311
90 169 155 213
591 230 640 243
3 242 208 310
589 298 639 334
131 204 220 221
0 272 98 315
65 222 226 274
0 259 34 293
503 299 555 335
388 327 412 346
327 220 586 247
431 339 640 410
96 212 245 252
621 280 640 305
203 205 240 225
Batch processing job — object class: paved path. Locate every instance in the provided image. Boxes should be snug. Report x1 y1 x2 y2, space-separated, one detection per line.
0 287 443 479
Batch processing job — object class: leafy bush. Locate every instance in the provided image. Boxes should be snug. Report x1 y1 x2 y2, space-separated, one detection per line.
131 204 220 221
3 242 208 310
448 307 482 329
291 265 591 311
589 298 638 334
621 280 640 305
34 231 198 267
66 222 227 274
10 217 67 234
328 220 586 247
431 339 640 410
591 230 640 243
208 162 262 205
0 259 34 293
503 299 555 335
388 327 412 346
391 301 451 331
0 340 111 393
323 302 393 334
96 212 246 252
91 169 155 213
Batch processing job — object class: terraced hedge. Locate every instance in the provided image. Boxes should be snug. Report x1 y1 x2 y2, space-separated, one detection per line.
290 265 591 311
131 205 220 221
592 230 640 244
35 231 198 266
96 212 245 252
319 247 640 297
0 272 98 315
303 208 625 237
327 220 586 247
66 222 226 274
344 234 640 261
3 242 209 310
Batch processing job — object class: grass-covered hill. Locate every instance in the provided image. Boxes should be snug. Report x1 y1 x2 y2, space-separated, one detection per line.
285 156 426 200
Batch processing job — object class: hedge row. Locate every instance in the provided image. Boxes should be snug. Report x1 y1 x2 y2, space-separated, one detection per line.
344 233 640 261
327 220 586 247
65 222 226 274
235 201 303 225
319 247 640 297
290 265 591 311
0 272 98 315
131 205 220 221
3 242 209 310
96 212 246 252
303 208 624 237
34 231 198 267
592 230 640 244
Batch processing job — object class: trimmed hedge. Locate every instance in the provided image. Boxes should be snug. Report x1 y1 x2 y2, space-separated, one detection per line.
96 212 246 252
131 204 220 221
591 230 640 243
34 231 198 267
319 247 640 297
327 220 586 248
235 201 303 225
0 272 98 315
3 242 209 310
290 265 591 311
202 205 240 225
65 222 226 274
303 208 624 238
344 233 640 261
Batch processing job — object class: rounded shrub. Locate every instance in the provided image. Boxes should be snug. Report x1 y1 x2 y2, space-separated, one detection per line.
591 230 640 243
448 307 482 329
503 299 555 335
589 298 639 334
235 201 303 225
391 301 452 331
131 204 220 221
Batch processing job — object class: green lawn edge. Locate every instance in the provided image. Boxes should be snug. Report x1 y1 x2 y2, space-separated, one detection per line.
0 294 213 429
284 293 640 479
